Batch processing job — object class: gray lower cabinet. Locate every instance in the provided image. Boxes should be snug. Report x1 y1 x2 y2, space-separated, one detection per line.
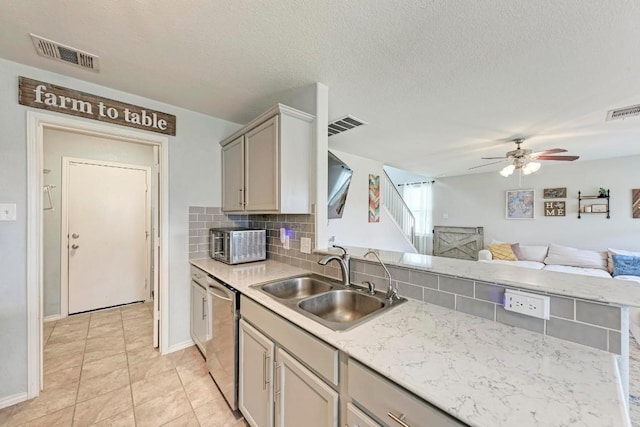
276 348 339 426
239 317 338 427
190 280 208 354
345 403 380 427
348 359 465 427
239 319 275 427
239 295 465 427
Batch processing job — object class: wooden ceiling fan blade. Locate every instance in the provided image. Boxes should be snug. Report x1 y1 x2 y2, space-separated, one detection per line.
469 160 508 170
531 148 567 157
536 155 580 161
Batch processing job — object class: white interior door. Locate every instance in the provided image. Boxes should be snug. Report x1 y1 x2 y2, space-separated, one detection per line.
67 159 150 314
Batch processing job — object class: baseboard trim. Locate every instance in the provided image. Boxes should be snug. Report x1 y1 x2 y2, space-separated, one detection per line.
44 314 61 323
0 392 29 410
165 339 195 355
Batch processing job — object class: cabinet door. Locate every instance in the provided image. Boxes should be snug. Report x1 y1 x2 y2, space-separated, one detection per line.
346 403 380 427
245 116 279 212
190 281 207 353
239 319 275 427
275 348 338 427
222 135 245 212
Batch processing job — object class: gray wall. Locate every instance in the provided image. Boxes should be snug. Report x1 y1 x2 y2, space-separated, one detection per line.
0 57 240 399
433 155 640 252
43 128 155 317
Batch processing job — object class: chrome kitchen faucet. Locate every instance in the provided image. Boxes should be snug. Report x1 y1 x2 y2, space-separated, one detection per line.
318 245 351 286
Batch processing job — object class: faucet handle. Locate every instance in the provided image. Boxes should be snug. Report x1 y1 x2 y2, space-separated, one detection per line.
362 281 376 295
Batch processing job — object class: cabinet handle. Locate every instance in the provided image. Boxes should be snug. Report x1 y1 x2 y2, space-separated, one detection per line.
238 188 243 206
201 297 206 320
262 352 270 390
388 412 411 427
274 363 281 401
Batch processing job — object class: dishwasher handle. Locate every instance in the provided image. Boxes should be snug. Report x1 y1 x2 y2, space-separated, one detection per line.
209 286 233 302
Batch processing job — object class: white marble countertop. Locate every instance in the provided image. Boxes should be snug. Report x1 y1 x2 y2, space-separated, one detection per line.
190 258 630 427
316 246 640 307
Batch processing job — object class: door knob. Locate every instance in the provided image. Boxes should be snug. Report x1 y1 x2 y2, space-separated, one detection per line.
72 233 80 239
71 244 80 249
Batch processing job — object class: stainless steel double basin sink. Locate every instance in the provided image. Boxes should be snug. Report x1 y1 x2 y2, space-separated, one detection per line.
252 275 406 331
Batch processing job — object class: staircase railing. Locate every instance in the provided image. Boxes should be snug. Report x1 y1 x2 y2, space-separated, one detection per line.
382 170 416 247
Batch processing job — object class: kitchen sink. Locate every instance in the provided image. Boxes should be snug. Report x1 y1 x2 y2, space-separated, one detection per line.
253 275 405 332
298 290 384 323
260 276 333 299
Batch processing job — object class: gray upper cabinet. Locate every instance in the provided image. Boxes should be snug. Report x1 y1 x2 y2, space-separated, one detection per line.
220 104 314 214
221 135 245 212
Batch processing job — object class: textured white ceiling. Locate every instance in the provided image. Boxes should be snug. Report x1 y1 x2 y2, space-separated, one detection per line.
1 1 639 177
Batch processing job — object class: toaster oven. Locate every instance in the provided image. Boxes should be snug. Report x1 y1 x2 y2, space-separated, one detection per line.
209 228 266 264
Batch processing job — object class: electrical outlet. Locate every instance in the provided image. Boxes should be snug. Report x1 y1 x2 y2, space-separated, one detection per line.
503 289 550 319
300 237 311 254
280 228 286 243
283 235 290 250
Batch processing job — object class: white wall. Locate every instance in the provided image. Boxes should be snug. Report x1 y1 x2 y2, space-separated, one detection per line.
327 150 416 252
433 155 640 252
0 57 241 400
43 129 155 317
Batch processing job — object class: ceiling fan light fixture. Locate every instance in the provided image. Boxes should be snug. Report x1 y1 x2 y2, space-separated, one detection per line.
522 161 541 175
500 164 515 177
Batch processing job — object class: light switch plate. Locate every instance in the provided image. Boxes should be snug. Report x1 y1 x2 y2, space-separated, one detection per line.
0 204 17 221
301 237 312 254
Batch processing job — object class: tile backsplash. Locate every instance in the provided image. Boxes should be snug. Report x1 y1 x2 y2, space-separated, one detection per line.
188 205 340 280
350 258 624 354
187 207 249 260
249 205 341 281
188 206 623 354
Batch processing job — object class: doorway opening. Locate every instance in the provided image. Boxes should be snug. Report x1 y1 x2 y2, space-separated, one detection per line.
27 111 169 399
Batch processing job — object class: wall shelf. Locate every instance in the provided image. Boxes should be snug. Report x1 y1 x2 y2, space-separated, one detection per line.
578 190 610 219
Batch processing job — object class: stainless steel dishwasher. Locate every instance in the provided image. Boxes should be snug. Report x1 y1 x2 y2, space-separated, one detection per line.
205 275 240 411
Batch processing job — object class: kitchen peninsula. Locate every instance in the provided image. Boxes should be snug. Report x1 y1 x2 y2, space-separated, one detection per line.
190 257 631 427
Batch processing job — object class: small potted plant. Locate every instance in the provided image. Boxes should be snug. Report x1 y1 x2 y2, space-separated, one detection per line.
598 187 608 198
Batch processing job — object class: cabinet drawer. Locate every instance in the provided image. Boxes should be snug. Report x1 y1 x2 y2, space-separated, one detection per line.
241 295 339 386
346 403 380 427
348 359 466 427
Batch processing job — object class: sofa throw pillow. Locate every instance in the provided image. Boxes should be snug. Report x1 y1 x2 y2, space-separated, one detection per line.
487 243 518 261
544 244 608 271
608 248 640 274
518 245 549 263
510 243 524 260
490 240 548 262
612 254 640 277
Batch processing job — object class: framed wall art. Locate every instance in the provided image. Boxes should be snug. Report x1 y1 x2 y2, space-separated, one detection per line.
633 189 640 219
543 187 567 199
544 201 565 216
506 189 535 219
368 174 380 222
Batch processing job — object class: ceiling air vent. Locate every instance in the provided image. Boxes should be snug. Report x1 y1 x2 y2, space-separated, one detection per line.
328 115 368 137
606 104 640 121
30 34 99 72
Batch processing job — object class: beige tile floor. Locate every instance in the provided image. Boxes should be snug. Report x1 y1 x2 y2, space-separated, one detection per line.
0 301 247 427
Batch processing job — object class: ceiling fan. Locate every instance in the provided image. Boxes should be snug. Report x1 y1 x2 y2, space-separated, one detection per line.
470 138 580 177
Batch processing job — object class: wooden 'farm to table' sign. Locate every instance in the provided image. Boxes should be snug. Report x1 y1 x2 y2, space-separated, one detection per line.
18 76 176 136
